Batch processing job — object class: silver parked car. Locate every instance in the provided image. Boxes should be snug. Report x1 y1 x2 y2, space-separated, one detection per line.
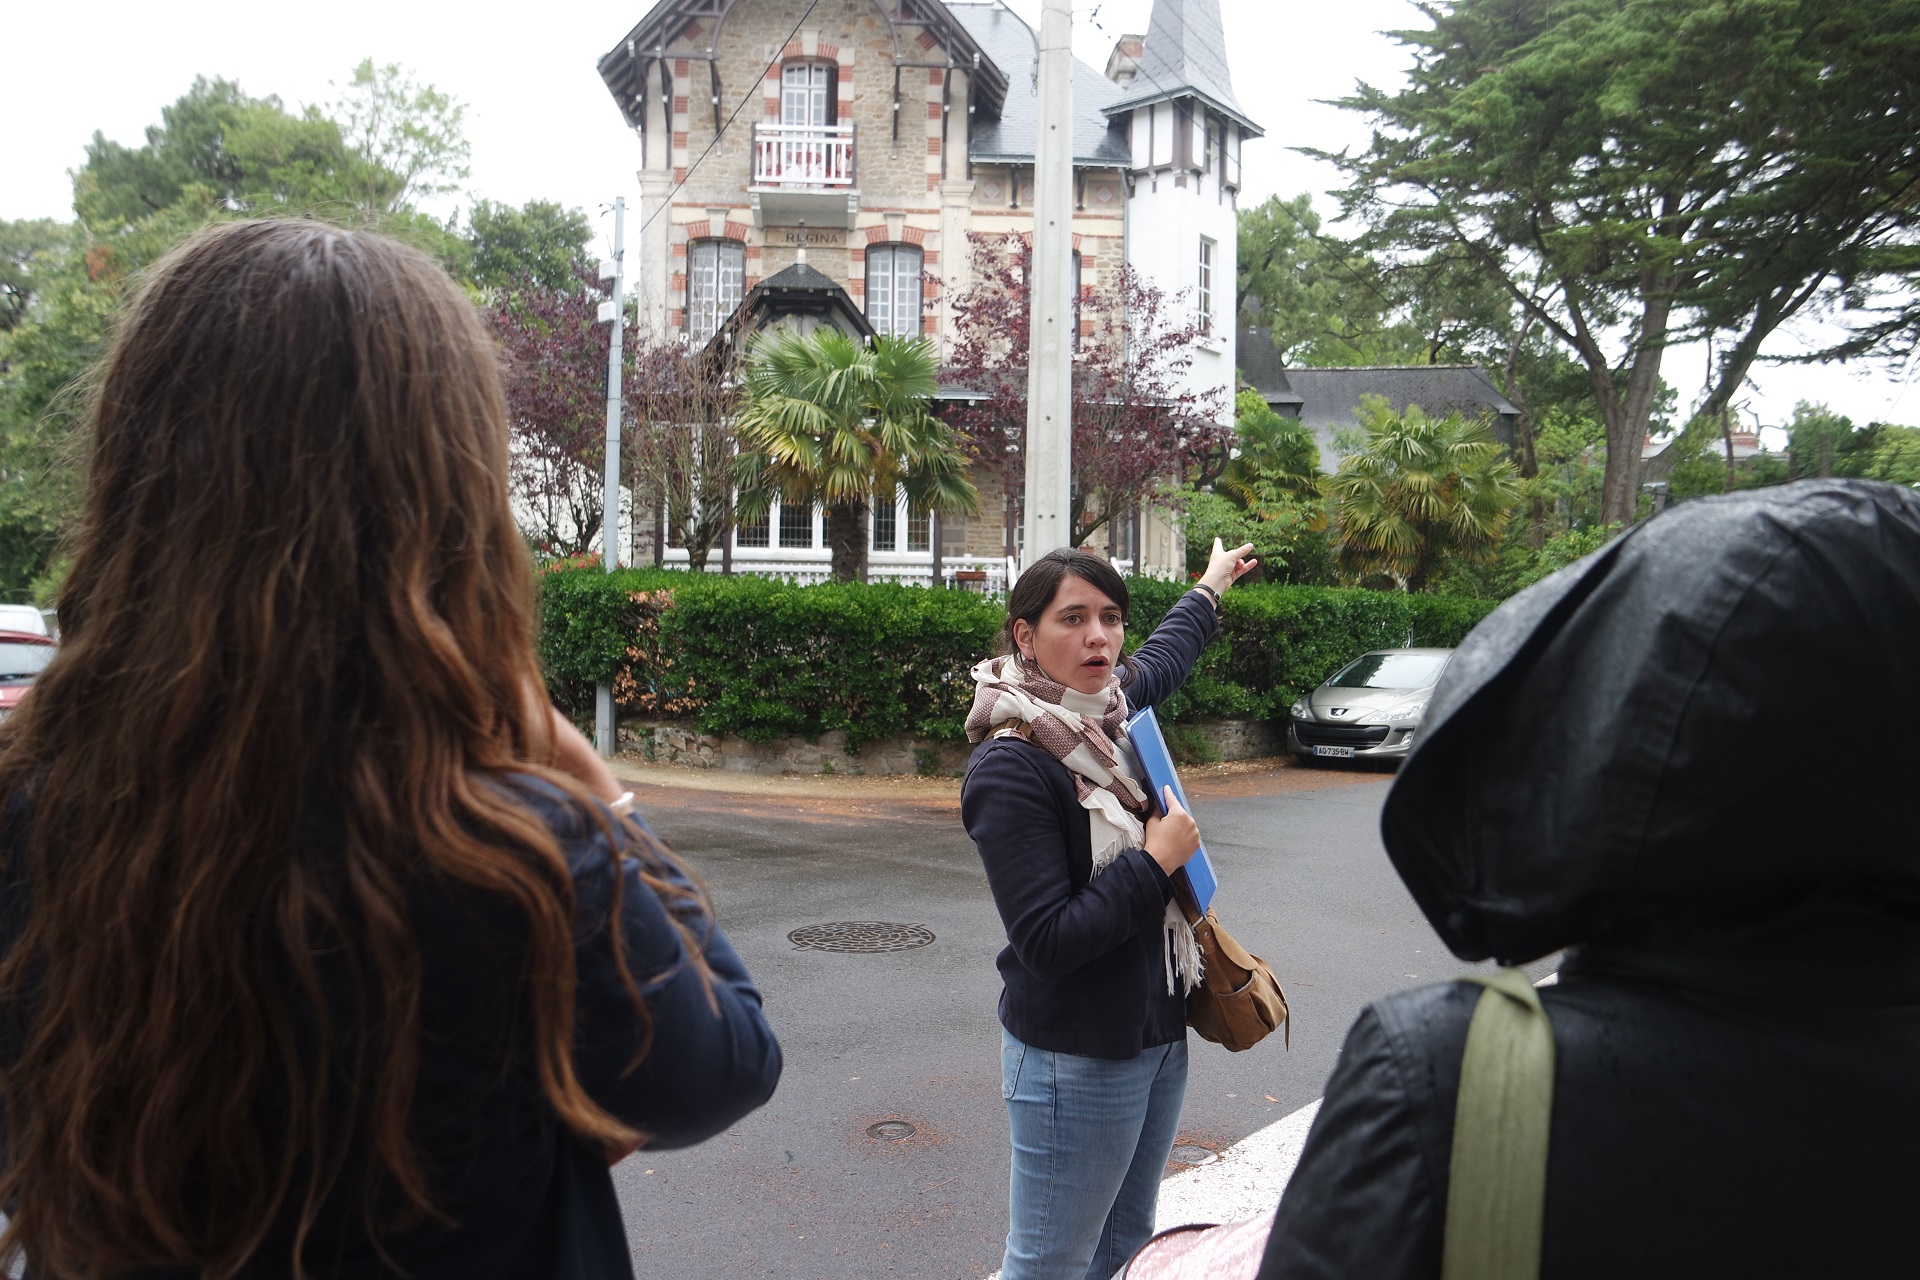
1287 648 1454 765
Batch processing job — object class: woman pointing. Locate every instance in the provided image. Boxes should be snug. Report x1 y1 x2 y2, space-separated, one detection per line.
961 541 1255 1280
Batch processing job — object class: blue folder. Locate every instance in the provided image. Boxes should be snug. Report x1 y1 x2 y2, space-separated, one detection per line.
1122 706 1218 915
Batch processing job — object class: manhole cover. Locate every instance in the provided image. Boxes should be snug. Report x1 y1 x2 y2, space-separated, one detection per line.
1169 1144 1219 1166
788 922 936 953
868 1120 917 1141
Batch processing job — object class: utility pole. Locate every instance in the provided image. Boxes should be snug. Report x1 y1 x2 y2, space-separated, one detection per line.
595 196 627 758
1022 0 1073 568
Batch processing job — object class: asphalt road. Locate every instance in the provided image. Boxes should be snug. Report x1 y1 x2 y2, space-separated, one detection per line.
611 763 1512 1278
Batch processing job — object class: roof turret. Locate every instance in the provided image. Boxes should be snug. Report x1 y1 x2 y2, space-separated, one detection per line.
1103 0 1260 135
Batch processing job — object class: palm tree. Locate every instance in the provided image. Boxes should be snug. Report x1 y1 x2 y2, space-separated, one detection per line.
733 326 979 583
1328 396 1522 591
1217 390 1326 518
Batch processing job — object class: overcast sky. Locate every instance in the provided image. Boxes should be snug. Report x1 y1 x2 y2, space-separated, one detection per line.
7 0 1912 431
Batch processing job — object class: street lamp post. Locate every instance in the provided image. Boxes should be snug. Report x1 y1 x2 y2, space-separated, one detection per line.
595 196 627 758
1021 0 1074 568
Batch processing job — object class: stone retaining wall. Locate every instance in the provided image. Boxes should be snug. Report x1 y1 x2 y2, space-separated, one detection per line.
618 718 1281 776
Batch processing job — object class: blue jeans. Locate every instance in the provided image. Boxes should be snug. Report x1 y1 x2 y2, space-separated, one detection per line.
999 1027 1190 1280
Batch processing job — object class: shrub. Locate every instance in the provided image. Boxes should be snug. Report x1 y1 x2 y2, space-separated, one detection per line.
1124 578 1495 723
537 568 1498 744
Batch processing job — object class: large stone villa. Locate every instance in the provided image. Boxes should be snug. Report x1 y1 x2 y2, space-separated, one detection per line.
596 0 1258 584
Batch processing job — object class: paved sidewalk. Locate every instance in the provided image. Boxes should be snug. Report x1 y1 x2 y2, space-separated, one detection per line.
1152 1099 1320 1231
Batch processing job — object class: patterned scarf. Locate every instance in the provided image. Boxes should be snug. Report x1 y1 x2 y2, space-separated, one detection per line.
966 654 1203 994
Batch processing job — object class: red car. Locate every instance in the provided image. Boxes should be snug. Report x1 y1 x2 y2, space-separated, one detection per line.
0 629 57 720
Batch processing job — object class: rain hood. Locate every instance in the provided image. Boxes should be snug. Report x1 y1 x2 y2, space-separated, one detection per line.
1382 481 1920 999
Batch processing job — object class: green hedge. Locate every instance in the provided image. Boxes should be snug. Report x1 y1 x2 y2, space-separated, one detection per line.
537 567 1496 746
1122 577 1497 723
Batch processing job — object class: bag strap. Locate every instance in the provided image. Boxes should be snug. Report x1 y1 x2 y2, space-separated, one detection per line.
1442 966 1554 1280
990 718 1032 743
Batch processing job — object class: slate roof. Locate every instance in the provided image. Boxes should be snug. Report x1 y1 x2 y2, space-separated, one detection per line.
1234 340 1520 468
947 3 1134 167
703 262 874 359
596 0 1008 129
1236 326 1303 410
1103 0 1261 135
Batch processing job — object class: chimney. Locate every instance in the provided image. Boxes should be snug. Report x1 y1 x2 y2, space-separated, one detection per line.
1104 34 1144 87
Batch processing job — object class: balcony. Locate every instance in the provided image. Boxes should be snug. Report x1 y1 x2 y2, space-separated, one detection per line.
749 123 860 230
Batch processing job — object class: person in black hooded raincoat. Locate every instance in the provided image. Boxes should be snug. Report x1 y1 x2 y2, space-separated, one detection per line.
1256 479 1920 1280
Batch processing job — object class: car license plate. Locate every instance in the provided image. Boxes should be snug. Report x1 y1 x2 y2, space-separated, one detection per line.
1312 745 1355 758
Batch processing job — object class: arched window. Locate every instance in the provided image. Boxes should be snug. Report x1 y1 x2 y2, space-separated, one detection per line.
687 239 745 343
867 243 923 339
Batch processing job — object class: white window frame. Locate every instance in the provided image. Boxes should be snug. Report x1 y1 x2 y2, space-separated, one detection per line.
782 62 831 127
1197 237 1215 335
735 500 770 548
777 497 816 549
687 239 745 343
866 243 924 339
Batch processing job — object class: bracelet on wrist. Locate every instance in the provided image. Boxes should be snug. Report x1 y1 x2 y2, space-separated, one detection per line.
1192 582 1222 608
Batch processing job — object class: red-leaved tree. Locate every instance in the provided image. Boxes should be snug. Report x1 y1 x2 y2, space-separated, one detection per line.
942 233 1229 551
489 266 740 565
488 264 630 556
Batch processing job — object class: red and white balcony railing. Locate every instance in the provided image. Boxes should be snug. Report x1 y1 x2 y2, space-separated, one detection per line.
751 123 856 187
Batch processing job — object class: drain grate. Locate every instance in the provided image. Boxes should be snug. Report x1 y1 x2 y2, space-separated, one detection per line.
868 1120 917 1141
789 921 936 953
1169 1144 1219 1167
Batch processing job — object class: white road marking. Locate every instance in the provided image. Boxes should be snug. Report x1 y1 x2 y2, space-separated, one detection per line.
1152 1097 1322 1231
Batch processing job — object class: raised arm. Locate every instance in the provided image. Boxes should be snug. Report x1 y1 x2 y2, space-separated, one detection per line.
1124 539 1254 709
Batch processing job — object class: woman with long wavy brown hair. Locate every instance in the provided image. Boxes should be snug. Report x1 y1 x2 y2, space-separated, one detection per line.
0 220 781 1279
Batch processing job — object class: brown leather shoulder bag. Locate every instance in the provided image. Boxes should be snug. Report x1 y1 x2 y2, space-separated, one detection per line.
1185 908 1289 1053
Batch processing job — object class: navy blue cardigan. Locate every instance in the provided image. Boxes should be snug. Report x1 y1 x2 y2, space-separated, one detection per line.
960 591 1219 1060
0 777 781 1279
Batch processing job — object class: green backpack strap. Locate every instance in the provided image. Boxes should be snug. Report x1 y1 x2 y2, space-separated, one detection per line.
1442 966 1555 1280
